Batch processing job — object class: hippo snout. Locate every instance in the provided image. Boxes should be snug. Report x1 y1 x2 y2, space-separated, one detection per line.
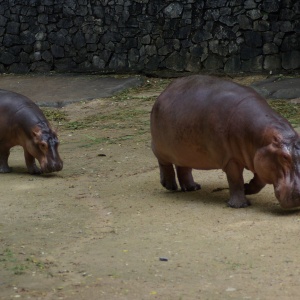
42 160 63 173
275 181 300 209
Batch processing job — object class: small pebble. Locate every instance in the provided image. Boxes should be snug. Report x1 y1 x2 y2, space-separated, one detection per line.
226 287 236 292
159 257 168 262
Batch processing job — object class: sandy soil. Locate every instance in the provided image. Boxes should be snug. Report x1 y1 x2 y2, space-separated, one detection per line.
1 76 300 300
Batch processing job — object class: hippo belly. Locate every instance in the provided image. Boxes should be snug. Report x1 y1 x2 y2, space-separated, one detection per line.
150 75 300 209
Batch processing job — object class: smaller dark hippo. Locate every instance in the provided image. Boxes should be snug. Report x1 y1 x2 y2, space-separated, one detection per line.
0 89 63 174
150 75 300 209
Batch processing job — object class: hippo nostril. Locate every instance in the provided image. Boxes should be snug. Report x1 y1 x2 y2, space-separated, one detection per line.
56 161 63 171
43 161 63 173
53 161 63 172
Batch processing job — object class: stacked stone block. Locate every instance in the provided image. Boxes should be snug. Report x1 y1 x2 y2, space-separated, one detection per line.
0 0 299 74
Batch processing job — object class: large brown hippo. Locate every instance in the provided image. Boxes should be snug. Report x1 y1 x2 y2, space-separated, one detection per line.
150 75 300 209
0 89 63 174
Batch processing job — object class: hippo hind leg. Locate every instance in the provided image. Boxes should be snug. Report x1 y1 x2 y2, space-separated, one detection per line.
176 166 201 192
158 162 178 191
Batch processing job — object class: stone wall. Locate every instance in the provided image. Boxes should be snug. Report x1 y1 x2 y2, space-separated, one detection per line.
0 0 299 74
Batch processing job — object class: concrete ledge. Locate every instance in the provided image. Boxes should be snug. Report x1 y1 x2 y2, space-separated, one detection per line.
0 74 144 107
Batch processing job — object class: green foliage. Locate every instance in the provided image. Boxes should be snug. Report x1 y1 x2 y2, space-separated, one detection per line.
0 248 48 275
269 100 300 127
42 108 67 122
66 121 87 130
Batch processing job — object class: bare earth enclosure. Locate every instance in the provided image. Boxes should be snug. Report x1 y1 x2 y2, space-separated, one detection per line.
1 75 300 300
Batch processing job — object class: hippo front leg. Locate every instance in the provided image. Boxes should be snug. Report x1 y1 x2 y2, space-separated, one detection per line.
0 148 11 173
245 173 266 195
24 149 42 174
224 160 250 208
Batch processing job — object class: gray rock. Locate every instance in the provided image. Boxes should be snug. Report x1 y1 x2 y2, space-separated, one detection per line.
203 55 223 70
186 56 201 72
0 15 7 27
224 55 241 73
263 43 278 54
253 20 270 31
92 56 105 69
6 21 20 35
0 52 16 65
244 31 262 47
263 55 281 71
238 15 252 30
280 21 293 33
206 0 227 8
73 31 86 49
165 52 186 71
192 30 213 43
109 53 128 70
20 31 36 44
219 15 238 26
241 55 263 72
282 51 300 70
244 0 257 9
51 45 64 58
38 14 49 24
251 77 300 99
9 63 29 73
3 34 20 47
164 3 183 18
261 1 280 13
42 50 53 62
246 9 262 20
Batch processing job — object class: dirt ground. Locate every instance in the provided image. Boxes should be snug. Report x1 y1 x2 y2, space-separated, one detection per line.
1 75 300 300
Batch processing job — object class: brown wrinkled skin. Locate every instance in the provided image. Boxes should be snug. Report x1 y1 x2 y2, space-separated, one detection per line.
0 89 63 174
150 75 300 209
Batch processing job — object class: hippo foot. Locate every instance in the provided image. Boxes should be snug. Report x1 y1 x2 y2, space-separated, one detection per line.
227 198 251 208
28 165 42 175
161 180 178 191
0 165 12 173
180 183 201 192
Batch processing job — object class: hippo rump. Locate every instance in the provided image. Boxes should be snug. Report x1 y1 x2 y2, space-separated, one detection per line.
150 75 300 209
0 89 63 174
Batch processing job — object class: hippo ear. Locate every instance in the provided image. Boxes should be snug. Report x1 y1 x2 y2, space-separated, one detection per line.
32 127 42 143
272 135 282 148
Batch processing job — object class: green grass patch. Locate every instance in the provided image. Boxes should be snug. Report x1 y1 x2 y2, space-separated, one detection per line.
42 108 67 122
65 120 88 130
269 100 300 127
0 248 50 275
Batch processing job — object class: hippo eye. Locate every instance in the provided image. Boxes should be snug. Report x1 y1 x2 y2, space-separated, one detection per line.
40 141 48 151
282 152 291 164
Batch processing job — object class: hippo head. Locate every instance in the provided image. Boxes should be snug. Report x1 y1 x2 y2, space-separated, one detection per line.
274 139 300 209
27 123 63 173
254 134 300 209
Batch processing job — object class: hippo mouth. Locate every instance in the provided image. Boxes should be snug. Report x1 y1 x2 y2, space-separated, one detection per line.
274 182 300 209
40 160 63 173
